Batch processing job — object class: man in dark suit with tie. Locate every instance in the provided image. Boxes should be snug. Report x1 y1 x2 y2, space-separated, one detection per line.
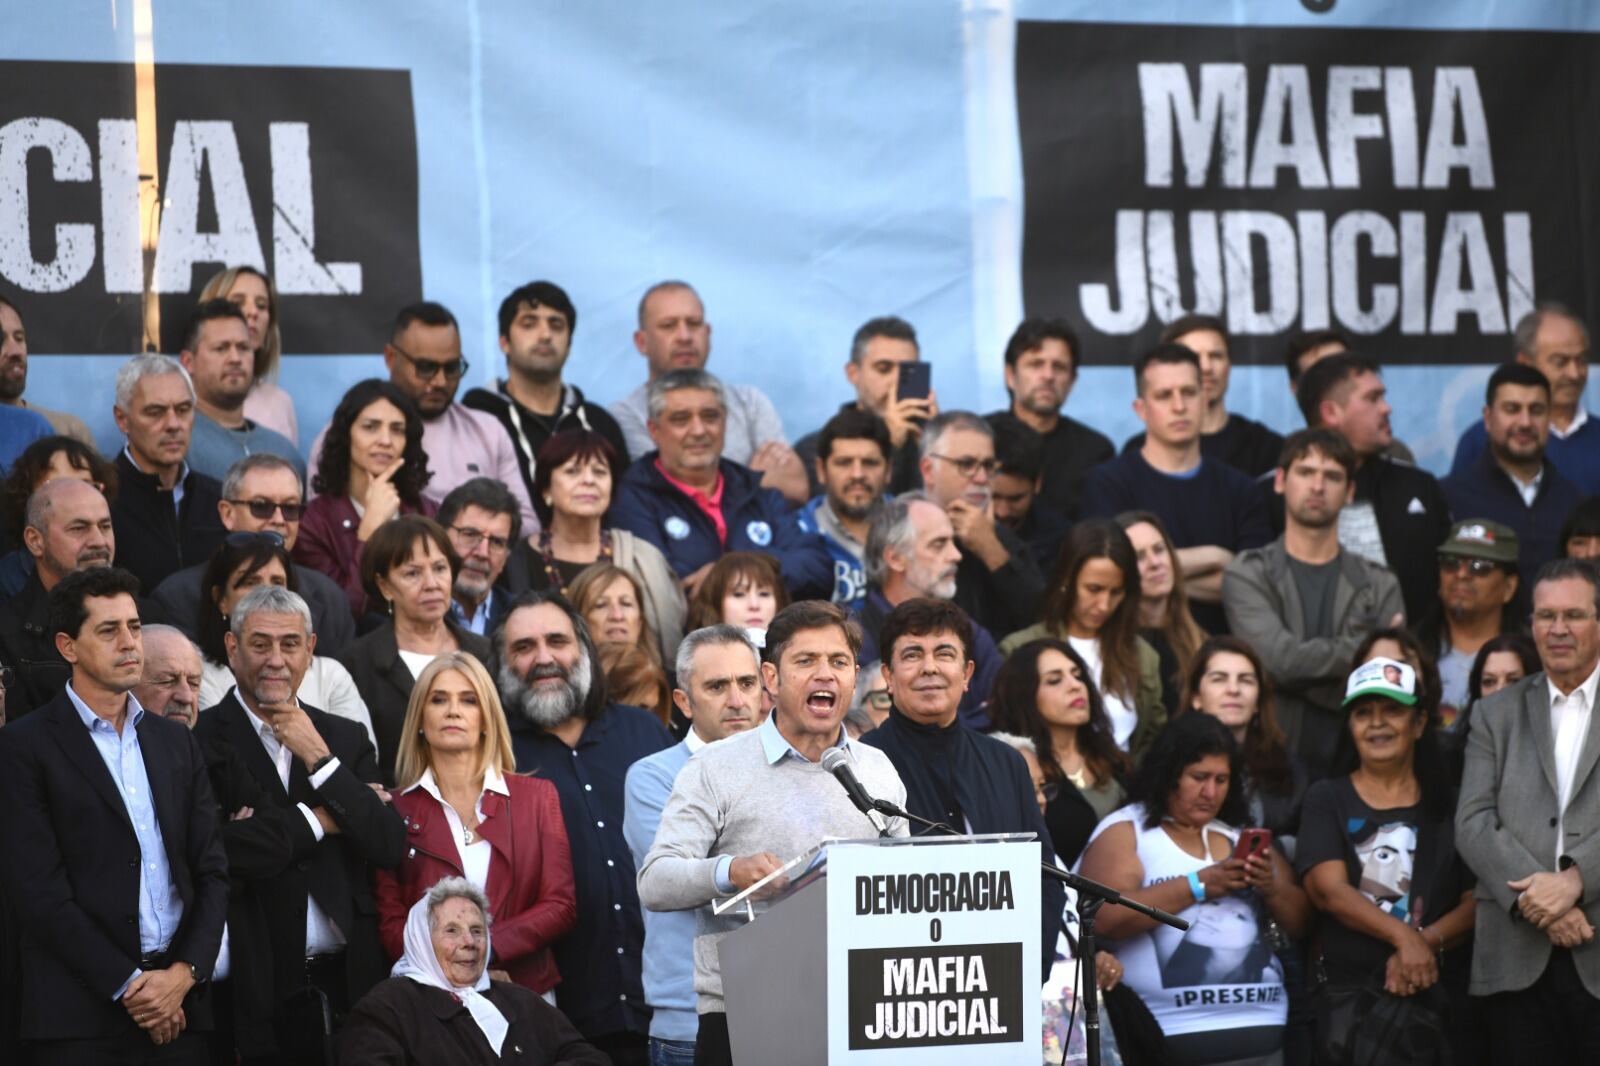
193 585 404 1065
1459 557 1600 1063
0 565 228 1064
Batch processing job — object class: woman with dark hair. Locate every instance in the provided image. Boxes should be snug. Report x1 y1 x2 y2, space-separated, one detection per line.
1080 714 1309 1064
1117 510 1206 711
505 429 685 660
1449 632 1540 744
1179 636 1310 857
685 552 790 644
989 638 1130 863
1295 657 1474 1065
1353 627 1443 725
199 265 297 443
1001 519 1166 763
338 516 490 784
0 435 118 594
296 379 434 621
194 531 375 744
1559 495 1600 560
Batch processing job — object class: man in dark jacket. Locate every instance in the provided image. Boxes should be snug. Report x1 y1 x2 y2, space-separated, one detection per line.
193 585 404 1063
109 354 226 594
0 478 116 718
859 597 1064 980
1298 353 1453 620
1441 363 1585 610
0 566 228 1063
609 368 832 600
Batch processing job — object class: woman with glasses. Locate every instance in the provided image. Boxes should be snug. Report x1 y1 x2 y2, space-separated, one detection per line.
504 430 685 662
200 265 299 445
1001 519 1167 764
297 379 434 623
339 516 491 785
989 638 1130 864
194 532 377 744
374 654 576 1000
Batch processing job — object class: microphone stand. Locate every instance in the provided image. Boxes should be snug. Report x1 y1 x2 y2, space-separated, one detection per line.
870 797 1188 1066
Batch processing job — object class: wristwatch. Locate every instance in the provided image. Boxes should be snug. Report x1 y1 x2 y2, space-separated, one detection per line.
310 753 335 775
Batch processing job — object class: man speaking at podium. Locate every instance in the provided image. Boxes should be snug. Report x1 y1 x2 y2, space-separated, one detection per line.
637 600 909 1066
859 598 1064 981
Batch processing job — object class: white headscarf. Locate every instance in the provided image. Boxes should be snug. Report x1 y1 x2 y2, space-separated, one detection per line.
390 891 510 1056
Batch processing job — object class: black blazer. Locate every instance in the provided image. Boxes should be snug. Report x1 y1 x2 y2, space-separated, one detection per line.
336 620 492 786
193 691 405 1056
109 450 227 596
0 688 229 1040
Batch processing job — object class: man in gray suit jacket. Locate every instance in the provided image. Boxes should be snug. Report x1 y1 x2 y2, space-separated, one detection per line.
1458 557 1600 1063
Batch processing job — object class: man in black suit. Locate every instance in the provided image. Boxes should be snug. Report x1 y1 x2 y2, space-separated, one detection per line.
193 585 404 1065
0 566 228 1064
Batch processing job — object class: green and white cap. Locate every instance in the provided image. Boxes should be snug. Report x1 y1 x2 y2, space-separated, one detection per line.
1343 656 1417 707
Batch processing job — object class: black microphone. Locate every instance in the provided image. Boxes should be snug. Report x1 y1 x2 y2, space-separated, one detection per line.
821 747 885 834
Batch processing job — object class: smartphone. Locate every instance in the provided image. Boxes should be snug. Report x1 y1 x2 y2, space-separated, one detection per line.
1232 828 1273 863
895 360 932 403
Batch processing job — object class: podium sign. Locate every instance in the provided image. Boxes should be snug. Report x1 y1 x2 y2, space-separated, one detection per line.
826 837 1040 1064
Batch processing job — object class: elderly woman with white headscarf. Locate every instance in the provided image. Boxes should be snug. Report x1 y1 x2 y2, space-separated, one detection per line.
340 878 608 1065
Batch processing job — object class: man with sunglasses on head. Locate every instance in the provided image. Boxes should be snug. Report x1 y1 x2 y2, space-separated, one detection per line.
307 302 538 532
179 299 304 485
916 410 1045 637
149 454 356 657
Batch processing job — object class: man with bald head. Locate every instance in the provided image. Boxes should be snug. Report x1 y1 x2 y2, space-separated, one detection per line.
149 453 355 656
0 478 117 717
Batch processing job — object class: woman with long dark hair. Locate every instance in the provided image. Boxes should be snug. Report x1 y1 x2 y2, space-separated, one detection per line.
296 379 433 621
1001 519 1166 763
1117 510 1206 711
990 638 1131 863
1079 714 1309 1064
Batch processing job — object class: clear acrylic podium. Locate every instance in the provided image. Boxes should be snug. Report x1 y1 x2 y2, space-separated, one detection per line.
715 833 1042 1065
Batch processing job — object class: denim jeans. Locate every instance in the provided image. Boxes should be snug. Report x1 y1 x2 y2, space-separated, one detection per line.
649 1036 697 1066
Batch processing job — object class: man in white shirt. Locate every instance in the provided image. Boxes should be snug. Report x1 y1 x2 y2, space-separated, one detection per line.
1458 558 1600 1064
609 280 808 503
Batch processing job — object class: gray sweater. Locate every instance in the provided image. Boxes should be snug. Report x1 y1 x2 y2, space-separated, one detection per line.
635 721 909 1013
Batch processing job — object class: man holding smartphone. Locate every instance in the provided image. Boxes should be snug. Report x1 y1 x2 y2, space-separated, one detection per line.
794 316 936 498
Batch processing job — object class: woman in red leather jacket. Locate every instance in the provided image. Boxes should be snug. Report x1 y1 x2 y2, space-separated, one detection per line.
375 650 577 996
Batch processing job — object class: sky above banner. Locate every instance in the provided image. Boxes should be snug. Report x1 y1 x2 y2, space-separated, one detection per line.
3 0 1598 474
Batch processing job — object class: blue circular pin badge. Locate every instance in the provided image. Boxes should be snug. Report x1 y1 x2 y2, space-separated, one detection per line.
747 520 773 546
664 516 691 540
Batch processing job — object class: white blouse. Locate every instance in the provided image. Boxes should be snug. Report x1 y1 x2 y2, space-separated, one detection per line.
406 766 511 891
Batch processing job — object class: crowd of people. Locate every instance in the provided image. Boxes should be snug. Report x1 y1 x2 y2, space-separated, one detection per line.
0 272 1597 1066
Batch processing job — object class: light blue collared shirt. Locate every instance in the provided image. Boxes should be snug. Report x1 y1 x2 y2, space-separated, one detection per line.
449 589 496 637
713 712 861 890
66 684 184 996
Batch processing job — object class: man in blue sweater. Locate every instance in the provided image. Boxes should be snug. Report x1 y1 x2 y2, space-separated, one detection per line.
1450 304 1600 494
1080 344 1271 632
623 625 765 1066
609 368 832 601
1441 362 1585 609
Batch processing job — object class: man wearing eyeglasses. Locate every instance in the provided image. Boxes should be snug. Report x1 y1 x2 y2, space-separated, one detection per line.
148 454 357 658
1223 428 1404 774
436 478 520 636
1458 558 1600 1065
1420 520 1523 717
916 410 1044 638
179 299 305 485
308 302 538 533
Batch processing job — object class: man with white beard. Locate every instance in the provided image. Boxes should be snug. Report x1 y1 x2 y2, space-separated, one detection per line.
492 591 675 1066
851 493 1005 729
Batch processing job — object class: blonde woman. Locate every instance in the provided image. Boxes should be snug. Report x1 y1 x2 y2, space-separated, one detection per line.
373 652 576 998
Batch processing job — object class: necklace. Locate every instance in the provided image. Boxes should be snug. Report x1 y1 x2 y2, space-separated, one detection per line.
539 528 613 595
462 823 479 846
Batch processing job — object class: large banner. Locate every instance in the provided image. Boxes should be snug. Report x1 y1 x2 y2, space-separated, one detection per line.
0 60 420 356
1017 21 1600 365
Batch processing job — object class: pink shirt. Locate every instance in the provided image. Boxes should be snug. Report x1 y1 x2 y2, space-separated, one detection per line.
654 460 726 546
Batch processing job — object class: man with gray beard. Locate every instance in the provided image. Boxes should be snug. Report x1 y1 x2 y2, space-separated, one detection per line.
493 591 674 1066
851 493 1005 729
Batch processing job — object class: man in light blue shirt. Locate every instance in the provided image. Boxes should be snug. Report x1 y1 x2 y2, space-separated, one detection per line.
623 625 765 1066
0 565 227 1059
